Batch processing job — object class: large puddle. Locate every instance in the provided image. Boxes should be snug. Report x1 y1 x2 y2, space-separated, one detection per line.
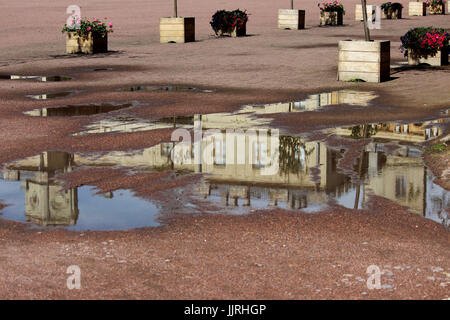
0 115 448 230
1 89 449 230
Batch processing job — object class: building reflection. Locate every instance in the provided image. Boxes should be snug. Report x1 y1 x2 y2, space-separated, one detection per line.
3 102 447 227
3 152 79 226
72 90 377 136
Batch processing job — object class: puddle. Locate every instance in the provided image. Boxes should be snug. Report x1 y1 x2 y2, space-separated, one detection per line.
82 67 114 72
72 89 377 136
25 90 81 100
2 89 449 230
24 102 138 117
241 89 378 113
74 115 196 136
1 115 448 230
119 85 215 93
0 152 160 231
0 75 72 82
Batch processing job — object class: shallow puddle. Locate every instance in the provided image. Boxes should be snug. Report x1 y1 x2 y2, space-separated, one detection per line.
241 89 377 112
72 89 376 135
26 90 80 100
24 102 138 117
0 151 161 231
0 183 160 231
3 89 449 230
0 75 72 82
119 85 214 93
0 114 448 230
82 67 114 72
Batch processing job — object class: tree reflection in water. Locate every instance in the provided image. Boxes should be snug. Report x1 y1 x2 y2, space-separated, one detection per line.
278 136 314 176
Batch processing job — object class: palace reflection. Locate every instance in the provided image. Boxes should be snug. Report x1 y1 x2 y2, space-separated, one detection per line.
3 152 78 226
3 110 446 227
72 89 378 135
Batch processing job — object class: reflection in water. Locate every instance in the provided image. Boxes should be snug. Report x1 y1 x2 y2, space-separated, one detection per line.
1 117 448 229
1 88 448 229
71 89 377 136
240 89 377 114
0 75 72 82
119 85 214 93
338 121 444 143
26 90 80 100
82 67 113 72
74 115 196 136
24 102 137 117
0 151 160 230
58 90 377 135
2 152 79 226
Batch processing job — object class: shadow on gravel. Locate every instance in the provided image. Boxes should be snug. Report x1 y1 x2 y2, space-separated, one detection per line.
275 43 337 49
50 50 125 59
391 64 450 75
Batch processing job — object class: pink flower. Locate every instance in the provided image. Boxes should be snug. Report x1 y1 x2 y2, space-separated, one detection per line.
87 27 91 31
97 22 102 25
108 23 113 27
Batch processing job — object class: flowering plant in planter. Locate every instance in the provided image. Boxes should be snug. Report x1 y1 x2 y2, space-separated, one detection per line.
381 2 403 14
62 17 114 37
425 0 444 7
210 9 248 36
318 1 346 14
400 27 449 59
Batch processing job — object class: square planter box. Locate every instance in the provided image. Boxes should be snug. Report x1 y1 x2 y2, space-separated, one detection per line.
320 11 343 26
409 2 426 16
429 3 445 14
338 40 391 83
160 17 195 43
66 32 108 54
216 24 247 37
382 7 403 18
278 9 305 29
408 46 449 66
355 4 376 21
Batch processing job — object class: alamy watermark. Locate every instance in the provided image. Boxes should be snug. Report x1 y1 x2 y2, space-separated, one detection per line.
170 119 280 176
366 265 382 289
66 5 81 29
365 5 382 30
66 265 81 290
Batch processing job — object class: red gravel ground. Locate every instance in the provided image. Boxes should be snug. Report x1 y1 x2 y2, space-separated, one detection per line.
0 0 449 299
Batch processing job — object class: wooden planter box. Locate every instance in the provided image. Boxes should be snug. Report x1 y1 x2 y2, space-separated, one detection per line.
382 7 403 18
66 32 108 54
409 2 426 16
320 11 343 26
160 17 195 43
408 46 449 66
216 24 247 37
278 9 305 29
429 3 445 14
355 4 376 21
338 40 391 83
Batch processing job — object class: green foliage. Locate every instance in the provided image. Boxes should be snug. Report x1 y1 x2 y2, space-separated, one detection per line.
345 78 365 82
210 9 248 35
349 125 377 139
426 143 447 154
